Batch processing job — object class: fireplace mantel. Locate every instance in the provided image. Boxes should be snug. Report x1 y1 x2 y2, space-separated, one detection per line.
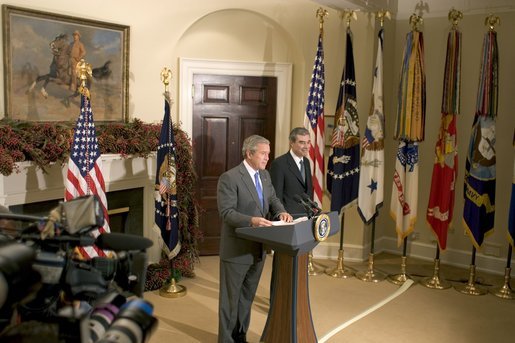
0 153 162 262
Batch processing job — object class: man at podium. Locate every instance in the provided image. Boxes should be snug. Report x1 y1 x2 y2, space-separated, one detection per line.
217 135 292 343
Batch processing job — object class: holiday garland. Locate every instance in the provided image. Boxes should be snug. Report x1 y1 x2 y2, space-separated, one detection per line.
0 118 202 289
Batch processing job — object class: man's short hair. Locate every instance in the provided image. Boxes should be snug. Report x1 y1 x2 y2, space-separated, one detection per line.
241 135 270 158
289 127 310 143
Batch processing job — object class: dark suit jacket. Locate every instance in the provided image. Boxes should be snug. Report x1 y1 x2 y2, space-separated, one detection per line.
217 162 286 264
270 152 313 216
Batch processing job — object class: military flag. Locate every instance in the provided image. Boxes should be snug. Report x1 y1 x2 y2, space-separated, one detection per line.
153 92 180 258
65 87 110 259
304 32 325 207
358 28 385 224
463 30 498 248
509 130 515 247
426 28 461 250
390 29 425 245
327 28 360 213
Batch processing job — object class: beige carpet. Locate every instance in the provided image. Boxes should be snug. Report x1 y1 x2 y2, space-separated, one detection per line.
144 253 515 343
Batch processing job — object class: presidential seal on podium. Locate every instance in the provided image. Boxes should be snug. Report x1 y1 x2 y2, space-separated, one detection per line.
314 213 330 241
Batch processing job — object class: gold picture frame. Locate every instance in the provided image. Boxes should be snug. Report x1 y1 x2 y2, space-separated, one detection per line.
2 5 130 122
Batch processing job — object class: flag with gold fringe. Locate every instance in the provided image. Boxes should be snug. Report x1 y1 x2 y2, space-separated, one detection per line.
390 28 425 246
358 27 384 224
463 30 498 248
304 32 325 207
153 92 180 259
426 28 461 250
394 30 426 142
327 28 360 213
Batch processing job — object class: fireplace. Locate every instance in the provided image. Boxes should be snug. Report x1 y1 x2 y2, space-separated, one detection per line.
0 154 161 262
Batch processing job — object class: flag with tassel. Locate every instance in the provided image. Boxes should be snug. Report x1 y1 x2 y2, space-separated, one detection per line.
327 27 360 213
153 92 181 259
358 27 385 224
426 28 461 250
463 30 498 248
390 28 425 246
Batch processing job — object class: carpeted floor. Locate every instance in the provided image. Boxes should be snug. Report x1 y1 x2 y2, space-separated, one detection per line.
144 253 515 342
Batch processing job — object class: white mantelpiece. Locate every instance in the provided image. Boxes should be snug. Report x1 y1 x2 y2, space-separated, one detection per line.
0 154 162 262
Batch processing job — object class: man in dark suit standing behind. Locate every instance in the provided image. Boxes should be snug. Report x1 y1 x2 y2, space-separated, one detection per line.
270 127 313 216
217 135 292 343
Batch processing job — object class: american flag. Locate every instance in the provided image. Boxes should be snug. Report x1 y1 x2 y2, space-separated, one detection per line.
327 28 360 213
65 93 110 259
153 92 180 259
304 32 325 207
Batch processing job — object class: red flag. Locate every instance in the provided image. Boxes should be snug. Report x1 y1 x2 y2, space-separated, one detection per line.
304 32 325 207
65 92 110 259
426 29 461 250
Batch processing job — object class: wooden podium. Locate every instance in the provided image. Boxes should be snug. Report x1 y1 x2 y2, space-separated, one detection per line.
235 211 340 343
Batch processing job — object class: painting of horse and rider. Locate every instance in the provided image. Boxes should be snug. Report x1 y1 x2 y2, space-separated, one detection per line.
2 6 129 121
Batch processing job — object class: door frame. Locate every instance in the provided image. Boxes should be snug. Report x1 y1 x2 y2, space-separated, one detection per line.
179 58 293 154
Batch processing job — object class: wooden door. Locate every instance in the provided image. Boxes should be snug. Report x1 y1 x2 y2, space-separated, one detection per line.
193 74 277 255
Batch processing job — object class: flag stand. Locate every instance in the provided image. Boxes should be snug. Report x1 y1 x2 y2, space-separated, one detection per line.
420 245 451 289
356 218 386 282
454 246 487 295
387 237 412 285
308 250 323 276
160 275 187 298
157 67 187 299
325 212 354 278
490 244 514 299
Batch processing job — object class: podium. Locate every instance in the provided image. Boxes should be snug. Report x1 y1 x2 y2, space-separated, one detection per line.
235 211 340 343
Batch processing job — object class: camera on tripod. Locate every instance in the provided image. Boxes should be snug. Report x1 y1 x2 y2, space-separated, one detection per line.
0 195 158 342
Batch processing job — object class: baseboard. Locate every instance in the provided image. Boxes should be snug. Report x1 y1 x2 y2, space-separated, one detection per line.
313 237 511 276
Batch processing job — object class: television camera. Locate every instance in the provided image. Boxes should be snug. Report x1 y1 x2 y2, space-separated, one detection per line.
0 195 158 342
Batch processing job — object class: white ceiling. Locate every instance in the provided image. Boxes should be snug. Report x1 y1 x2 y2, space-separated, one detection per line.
312 0 515 19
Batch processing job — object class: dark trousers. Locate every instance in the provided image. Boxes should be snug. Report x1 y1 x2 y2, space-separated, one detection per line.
218 258 265 343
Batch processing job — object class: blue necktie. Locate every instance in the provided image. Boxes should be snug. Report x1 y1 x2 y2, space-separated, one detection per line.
254 172 264 209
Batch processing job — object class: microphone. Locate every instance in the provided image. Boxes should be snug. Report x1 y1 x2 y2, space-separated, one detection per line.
293 194 315 218
95 232 153 251
301 193 322 214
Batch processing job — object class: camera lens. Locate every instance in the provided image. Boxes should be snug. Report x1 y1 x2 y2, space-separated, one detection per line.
97 298 157 343
89 292 126 342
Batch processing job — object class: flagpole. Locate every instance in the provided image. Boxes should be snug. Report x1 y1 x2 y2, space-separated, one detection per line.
325 212 354 278
158 67 187 299
356 217 386 282
455 246 487 295
307 7 329 277
490 245 514 299
325 9 359 280
422 9 462 291
356 9 390 284
387 237 412 285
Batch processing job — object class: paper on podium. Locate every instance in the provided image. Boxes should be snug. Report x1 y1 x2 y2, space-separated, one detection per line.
271 216 308 226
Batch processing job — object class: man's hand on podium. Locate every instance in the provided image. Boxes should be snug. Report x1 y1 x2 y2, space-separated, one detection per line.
250 212 292 227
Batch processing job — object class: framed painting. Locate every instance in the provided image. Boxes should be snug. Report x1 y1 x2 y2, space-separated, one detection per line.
2 5 130 122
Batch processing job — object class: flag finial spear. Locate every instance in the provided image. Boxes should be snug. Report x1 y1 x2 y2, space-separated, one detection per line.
76 58 92 97
448 8 463 30
485 14 500 32
161 67 172 93
376 10 391 28
341 9 358 29
409 13 423 32
316 7 328 33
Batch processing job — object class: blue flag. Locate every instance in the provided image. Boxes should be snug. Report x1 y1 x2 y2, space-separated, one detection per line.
327 28 360 213
463 31 498 248
154 93 180 259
